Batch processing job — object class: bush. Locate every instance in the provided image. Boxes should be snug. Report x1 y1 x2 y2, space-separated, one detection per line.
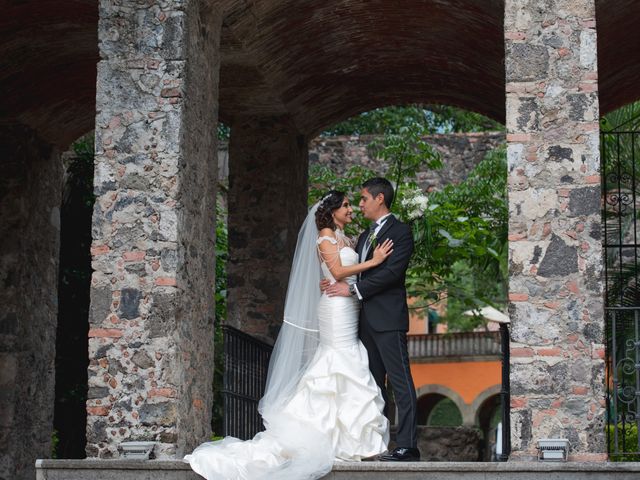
608 423 640 461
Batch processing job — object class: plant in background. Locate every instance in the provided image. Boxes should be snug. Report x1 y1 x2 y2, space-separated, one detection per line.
399 186 429 221
310 121 508 331
322 104 504 136
408 146 508 329
211 193 228 436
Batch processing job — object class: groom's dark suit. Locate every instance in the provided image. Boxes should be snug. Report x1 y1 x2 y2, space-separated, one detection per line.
354 214 418 449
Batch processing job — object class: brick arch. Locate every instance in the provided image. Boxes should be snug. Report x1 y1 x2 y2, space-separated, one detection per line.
3 0 639 150
220 0 507 135
0 0 625 472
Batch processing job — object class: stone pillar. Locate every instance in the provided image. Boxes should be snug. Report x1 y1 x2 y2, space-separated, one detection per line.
88 0 221 458
227 117 308 343
0 124 62 480
505 0 605 460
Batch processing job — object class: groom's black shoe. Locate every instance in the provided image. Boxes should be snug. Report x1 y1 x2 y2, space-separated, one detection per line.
377 447 420 462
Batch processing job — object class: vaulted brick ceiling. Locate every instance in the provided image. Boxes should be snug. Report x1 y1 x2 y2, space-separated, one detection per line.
0 0 638 149
217 0 506 135
595 0 640 115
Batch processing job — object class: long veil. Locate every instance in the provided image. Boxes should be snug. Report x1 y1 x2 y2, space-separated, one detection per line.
185 201 386 480
259 202 323 421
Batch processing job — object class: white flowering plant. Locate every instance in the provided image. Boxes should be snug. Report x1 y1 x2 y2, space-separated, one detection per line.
398 186 429 221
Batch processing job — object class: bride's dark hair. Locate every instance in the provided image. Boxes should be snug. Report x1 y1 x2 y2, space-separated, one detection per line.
315 190 346 230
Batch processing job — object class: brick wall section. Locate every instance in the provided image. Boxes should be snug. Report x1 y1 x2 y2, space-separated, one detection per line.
227 117 308 343
0 124 62 480
88 0 221 458
504 0 605 460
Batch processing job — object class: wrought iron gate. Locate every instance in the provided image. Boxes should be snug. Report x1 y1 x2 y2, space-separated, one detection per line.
602 125 640 460
222 325 273 439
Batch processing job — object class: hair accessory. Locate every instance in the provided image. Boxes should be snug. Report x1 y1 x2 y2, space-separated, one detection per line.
319 192 333 207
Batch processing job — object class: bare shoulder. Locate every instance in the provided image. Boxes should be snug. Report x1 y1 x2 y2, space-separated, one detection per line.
318 228 336 239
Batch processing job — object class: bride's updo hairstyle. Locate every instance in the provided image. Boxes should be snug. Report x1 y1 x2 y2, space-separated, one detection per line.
315 190 345 231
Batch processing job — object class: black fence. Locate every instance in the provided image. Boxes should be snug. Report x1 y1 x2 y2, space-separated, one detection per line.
602 127 640 460
222 325 273 440
605 308 640 460
220 324 511 459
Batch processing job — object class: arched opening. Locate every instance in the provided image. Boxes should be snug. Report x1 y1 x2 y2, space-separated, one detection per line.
416 393 463 426
11 0 640 472
476 393 501 461
52 135 94 458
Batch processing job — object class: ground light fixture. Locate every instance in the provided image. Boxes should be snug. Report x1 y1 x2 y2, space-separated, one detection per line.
537 439 570 461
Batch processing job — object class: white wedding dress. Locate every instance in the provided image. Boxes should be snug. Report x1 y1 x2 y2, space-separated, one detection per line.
185 239 389 480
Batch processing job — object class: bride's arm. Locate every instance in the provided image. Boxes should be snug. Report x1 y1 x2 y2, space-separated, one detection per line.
318 229 393 281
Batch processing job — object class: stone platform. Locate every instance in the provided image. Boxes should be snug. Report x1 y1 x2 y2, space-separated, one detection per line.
36 459 640 480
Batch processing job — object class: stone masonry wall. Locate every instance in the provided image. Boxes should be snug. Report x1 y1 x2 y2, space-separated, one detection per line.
227 117 308 343
87 0 220 458
505 0 605 460
0 124 62 480
308 132 505 190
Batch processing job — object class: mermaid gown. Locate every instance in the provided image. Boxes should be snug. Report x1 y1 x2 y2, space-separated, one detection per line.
185 242 389 480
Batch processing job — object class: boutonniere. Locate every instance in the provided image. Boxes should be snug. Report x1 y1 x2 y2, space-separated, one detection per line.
368 231 377 248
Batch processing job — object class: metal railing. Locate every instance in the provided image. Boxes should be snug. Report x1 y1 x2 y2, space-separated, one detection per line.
606 307 640 460
408 331 502 359
222 325 273 440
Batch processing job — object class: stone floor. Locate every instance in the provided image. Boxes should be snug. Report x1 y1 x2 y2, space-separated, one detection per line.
36 459 640 480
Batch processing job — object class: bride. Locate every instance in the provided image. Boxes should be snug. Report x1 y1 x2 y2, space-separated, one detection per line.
185 190 393 480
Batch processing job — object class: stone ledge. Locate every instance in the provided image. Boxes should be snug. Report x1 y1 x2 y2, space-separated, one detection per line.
36 459 640 480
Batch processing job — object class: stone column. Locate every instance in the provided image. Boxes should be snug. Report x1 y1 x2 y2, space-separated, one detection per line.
505 0 605 460
88 0 221 458
0 124 62 480
227 117 308 343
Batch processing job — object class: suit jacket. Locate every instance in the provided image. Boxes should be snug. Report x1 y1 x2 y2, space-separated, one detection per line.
355 215 414 332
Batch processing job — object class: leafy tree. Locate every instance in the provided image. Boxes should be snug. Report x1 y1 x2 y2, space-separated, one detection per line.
309 122 508 331
409 146 508 330
322 104 503 136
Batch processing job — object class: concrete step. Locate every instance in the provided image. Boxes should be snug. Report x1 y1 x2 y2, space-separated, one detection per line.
36 459 640 480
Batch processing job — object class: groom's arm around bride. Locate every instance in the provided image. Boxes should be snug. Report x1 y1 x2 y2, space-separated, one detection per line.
327 177 420 461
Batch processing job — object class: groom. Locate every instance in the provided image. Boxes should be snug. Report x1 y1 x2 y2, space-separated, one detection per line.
326 177 419 461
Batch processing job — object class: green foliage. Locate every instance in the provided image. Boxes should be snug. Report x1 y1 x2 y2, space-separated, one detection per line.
608 424 640 461
310 121 508 331
369 122 443 191
310 121 442 234
427 398 463 426
600 101 640 308
51 429 60 459
218 122 231 141
408 146 508 330
211 196 227 436
322 105 503 136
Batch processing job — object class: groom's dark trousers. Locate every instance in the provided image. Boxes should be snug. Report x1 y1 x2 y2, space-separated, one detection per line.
355 215 418 449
